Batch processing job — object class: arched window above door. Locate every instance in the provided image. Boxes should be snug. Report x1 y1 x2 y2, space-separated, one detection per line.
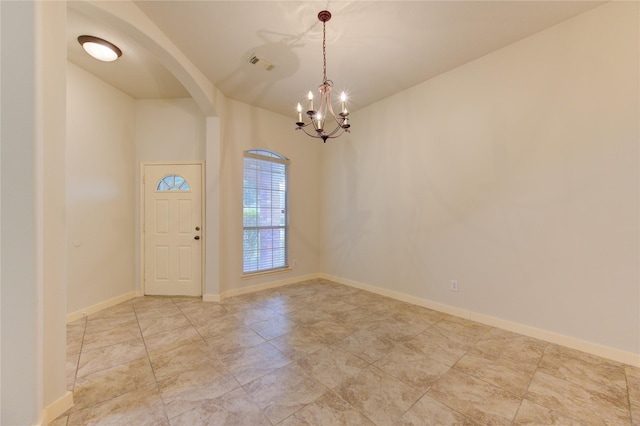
156 174 190 191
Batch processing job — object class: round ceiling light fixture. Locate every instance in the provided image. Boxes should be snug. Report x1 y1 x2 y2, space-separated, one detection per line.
78 35 122 62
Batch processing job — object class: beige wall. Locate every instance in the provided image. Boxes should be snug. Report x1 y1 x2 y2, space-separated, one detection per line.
41 1 70 416
67 71 208 308
66 71 321 302
1 1 69 423
1 3 40 422
135 98 205 162
321 2 639 356
219 99 322 294
66 62 136 313
134 98 205 293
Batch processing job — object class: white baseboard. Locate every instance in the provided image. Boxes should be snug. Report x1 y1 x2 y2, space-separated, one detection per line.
202 293 220 303
33 390 73 426
320 273 640 368
68 275 639 367
467 310 640 368
66 291 140 323
322 273 472 319
203 273 322 302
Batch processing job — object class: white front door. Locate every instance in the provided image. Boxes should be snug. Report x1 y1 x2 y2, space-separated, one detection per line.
143 163 203 296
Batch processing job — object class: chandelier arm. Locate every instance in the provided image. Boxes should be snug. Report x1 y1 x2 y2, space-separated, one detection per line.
318 93 327 123
323 123 345 138
296 126 320 138
325 97 339 119
325 93 350 128
296 109 345 136
296 117 345 135
296 119 322 134
296 125 346 141
296 124 344 139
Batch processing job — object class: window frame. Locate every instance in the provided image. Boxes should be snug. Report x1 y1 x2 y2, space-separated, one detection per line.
156 174 191 192
242 149 290 276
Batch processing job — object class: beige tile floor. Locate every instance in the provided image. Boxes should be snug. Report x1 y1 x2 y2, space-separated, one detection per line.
54 278 639 425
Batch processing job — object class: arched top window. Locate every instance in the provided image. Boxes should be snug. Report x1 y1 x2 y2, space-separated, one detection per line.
246 149 288 162
157 174 190 191
243 149 289 274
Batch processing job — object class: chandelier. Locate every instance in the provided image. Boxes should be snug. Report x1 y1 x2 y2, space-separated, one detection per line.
295 10 351 142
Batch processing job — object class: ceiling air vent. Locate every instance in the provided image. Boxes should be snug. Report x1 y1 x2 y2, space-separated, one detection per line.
248 54 274 71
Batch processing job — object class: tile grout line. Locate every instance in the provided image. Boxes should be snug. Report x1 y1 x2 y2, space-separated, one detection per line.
508 340 549 425
64 316 88 426
513 344 586 425
410 333 477 425
132 298 172 425
178 297 287 425
624 366 634 424
71 316 88 395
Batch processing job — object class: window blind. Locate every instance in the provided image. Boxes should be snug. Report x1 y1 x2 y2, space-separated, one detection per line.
243 150 289 274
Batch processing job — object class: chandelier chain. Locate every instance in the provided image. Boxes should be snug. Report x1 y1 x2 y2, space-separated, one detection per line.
322 20 327 84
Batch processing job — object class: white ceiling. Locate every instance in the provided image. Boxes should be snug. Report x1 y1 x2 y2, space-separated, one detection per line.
67 1 604 117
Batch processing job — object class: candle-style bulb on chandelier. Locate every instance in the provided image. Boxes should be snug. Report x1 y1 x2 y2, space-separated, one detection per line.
295 10 351 142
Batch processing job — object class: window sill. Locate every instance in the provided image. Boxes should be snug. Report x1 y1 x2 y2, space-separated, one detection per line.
242 267 292 280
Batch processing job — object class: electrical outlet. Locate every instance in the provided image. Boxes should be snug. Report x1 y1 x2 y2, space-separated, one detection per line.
450 280 459 292
293 259 298 267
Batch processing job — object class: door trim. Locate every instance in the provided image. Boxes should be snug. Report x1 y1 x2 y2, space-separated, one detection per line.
140 161 205 297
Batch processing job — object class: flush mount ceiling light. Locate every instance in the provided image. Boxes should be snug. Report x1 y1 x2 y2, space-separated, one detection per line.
295 10 351 143
78 35 122 62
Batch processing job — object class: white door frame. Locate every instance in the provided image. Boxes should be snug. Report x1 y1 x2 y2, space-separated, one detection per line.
140 161 205 296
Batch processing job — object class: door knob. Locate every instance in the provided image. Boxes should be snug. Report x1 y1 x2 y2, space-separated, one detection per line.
194 235 200 240
195 226 200 231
